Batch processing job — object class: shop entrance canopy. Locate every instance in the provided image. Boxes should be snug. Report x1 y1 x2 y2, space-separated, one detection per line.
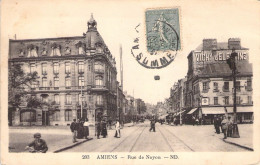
187 108 198 115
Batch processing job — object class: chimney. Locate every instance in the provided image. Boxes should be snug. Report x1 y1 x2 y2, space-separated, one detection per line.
228 38 241 50
203 39 217 50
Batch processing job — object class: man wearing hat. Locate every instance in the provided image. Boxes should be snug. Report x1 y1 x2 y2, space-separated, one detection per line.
25 133 48 153
70 119 79 143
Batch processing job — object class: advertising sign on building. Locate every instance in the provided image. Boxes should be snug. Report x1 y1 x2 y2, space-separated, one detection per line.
201 97 209 105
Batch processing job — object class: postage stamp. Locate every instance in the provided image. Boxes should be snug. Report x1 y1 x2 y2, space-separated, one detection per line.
131 8 181 69
145 8 181 52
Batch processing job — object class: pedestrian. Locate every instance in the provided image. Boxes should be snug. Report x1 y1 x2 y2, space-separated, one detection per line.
195 117 199 126
70 119 78 143
213 115 220 134
96 120 102 139
77 119 84 139
227 116 233 137
101 119 108 138
108 118 112 130
25 133 48 153
114 119 121 138
83 118 90 139
221 116 228 139
192 116 195 126
149 119 156 132
217 115 222 133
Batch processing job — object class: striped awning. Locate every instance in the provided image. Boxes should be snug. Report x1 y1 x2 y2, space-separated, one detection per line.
187 108 198 115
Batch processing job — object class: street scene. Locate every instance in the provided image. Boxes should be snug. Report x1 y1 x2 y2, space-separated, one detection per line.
9 121 252 153
5 1 255 156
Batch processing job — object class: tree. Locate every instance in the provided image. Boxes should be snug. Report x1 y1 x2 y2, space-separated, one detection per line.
8 63 38 126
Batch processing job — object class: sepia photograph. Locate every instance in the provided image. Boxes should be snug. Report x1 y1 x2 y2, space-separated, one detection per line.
1 0 260 164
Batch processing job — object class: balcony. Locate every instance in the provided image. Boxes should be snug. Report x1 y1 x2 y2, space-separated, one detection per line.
39 87 50 90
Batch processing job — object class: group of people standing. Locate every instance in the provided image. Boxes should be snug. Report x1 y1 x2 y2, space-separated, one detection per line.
213 108 233 139
70 118 90 143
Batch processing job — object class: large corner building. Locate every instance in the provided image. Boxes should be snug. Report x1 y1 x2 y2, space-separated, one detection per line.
9 15 122 126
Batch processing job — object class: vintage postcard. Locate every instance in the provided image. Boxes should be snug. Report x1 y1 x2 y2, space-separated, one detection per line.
1 0 260 165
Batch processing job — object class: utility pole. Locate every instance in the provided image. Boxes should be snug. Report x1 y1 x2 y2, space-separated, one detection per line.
80 80 83 119
227 48 240 138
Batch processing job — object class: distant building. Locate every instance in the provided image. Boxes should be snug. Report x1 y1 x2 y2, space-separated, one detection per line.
8 15 120 126
170 38 253 124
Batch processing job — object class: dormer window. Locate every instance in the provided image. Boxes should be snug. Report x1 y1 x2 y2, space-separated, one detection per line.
76 41 86 55
41 48 47 56
19 49 25 57
50 43 61 56
65 47 71 55
27 45 38 57
95 42 103 53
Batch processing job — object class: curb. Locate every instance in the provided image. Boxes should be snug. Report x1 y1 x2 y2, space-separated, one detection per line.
53 138 93 153
222 139 253 151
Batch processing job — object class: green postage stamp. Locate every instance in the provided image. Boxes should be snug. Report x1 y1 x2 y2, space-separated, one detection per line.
145 8 181 53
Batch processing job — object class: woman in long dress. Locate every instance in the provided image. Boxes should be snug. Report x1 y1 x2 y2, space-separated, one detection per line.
83 118 90 139
101 119 108 138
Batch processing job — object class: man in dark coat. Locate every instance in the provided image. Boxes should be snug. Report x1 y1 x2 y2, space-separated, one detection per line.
96 121 102 139
149 119 156 132
25 133 48 153
70 119 79 143
77 119 84 139
213 115 220 134
101 119 108 138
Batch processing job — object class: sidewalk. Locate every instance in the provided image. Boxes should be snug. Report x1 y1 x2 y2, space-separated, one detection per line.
165 123 253 151
9 122 139 153
9 126 96 153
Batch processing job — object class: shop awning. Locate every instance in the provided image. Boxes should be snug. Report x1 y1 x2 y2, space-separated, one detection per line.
202 107 225 114
201 106 253 114
175 110 186 116
187 108 198 114
226 106 253 113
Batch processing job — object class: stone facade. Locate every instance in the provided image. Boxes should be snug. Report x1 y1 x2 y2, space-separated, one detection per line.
9 15 121 126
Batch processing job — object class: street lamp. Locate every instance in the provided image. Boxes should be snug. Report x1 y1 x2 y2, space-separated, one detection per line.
80 80 84 119
226 48 240 138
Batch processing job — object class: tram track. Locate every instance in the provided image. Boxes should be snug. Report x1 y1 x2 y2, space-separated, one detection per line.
159 125 195 152
129 125 147 152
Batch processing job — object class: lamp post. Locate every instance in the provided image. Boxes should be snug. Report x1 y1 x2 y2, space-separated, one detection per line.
227 48 240 138
80 80 84 119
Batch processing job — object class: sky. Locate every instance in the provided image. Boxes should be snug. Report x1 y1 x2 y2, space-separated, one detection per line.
1 0 260 104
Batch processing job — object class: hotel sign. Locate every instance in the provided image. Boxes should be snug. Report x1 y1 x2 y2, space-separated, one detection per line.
201 97 209 105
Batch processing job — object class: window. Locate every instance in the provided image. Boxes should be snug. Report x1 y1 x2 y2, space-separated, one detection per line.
65 110 72 121
235 81 241 92
42 95 48 103
203 82 207 91
78 61 84 73
42 78 48 87
224 82 229 91
31 81 38 89
79 47 85 55
65 77 71 88
95 76 103 87
244 113 252 120
30 64 36 73
51 46 61 56
96 95 103 105
246 77 252 90
65 62 71 74
213 82 218 91
65 94 72 105
28 48 38 57
42 63 47 75
53 62 59 74
54 77 59 88
224 96 229 105
20 110 36 122
78 94 86 104
236 96 241 104
79 76 84 87
94 61 104 71
54 94 60 104
214 97 218 105
52 110 60 121
248 96 252 104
